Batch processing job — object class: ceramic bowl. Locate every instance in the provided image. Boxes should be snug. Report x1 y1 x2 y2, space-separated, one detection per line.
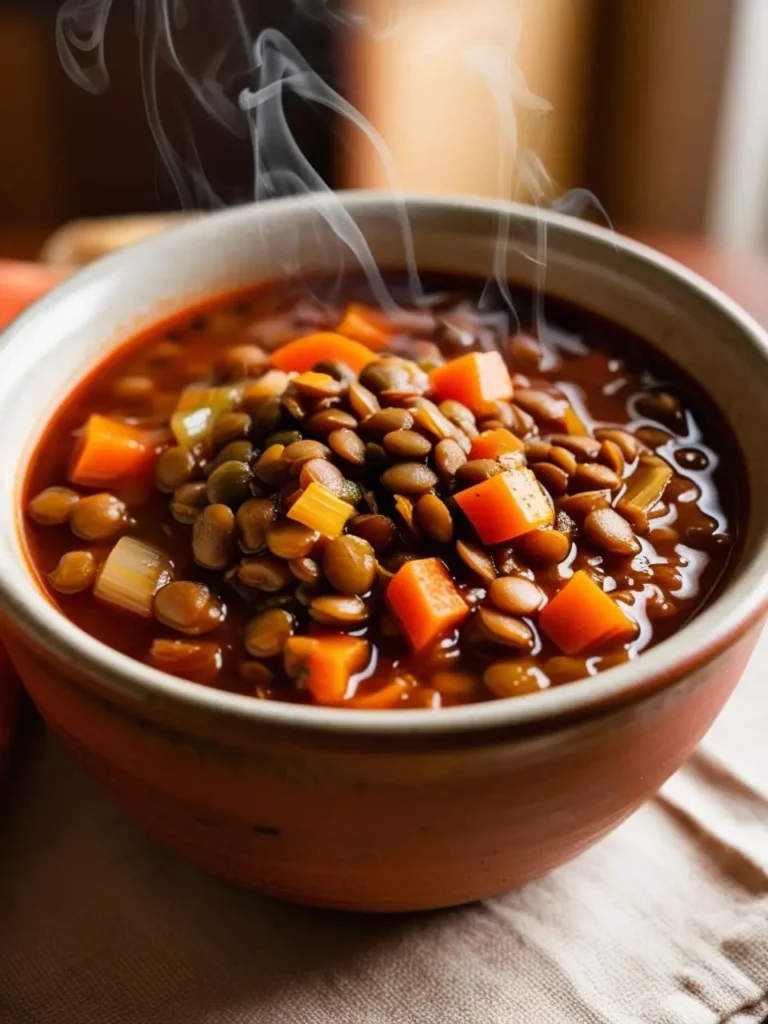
1 193 767 911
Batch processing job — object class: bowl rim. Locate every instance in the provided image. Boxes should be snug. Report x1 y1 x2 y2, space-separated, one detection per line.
3 190 768 737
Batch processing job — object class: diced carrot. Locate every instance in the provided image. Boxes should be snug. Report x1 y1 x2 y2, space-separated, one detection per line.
469 428 524 461
539 570 638 656
287 481 354 538
454 469 553 545
387 557 469 652
429 351 513 414
284 635 370 705
336 304 391 349
271 332 377 374
346 677 410 709
563 404 588 435
70 414 157 486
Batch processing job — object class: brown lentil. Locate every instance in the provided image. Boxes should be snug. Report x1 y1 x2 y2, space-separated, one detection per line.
338 478 363 507
292 372 344 398
239 660 274 688
483 655 548 696
217 343 269 380
433 438 467 478
266 519 319 560
584 508 641 556
298 457 346 496
439 399 477 437
381 463 439 495
70 493 127 541
309 593 369 626
348 513 397 553
306 408 358 434
28 486 79 526
360 408 414 435
112 375 155 404
282 439 330 469
488 576 544 616
312 359 356 382
456 539 497 584
237 555 293 592
515 528 571 565
571 463 622 493
155 446 195 493
323 535 377 595
359 360 409 394
244 608 296 658
328 428 366 465
207 440 253 475
212 411 252 447
242 370 290 408
206 460 253 507
252 444 287 487
236 498 276 553
549 434 601 461
558 490 611 521
154 581 225 635
348 380 380 419
514 388 566 423
48 550 97 594
455 459 505 486
415 494 454 543
383 429 432 459
170 501 201 525
598 439 625 477
289 556 321 585
532 462 569 496
548 446 577 475
193 504 236 569
523 439 552 463
594 428 640 461
477 608 535 650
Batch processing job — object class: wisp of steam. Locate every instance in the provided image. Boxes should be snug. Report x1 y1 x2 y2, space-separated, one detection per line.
55 0 608 323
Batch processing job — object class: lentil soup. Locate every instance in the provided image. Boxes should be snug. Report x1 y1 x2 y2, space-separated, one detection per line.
23 274 741 709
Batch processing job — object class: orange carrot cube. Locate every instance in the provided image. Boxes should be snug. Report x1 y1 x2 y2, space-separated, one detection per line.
429 351 513 414
336 304 391 349
271 332 376 374
284 635 370 705
454 469 553 545
539 570 638 656
469 428 524 461
563 404 588 435
387 557 469 652
70 414 157 486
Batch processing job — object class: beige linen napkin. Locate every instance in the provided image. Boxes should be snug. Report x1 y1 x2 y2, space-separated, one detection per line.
2 631 768 1024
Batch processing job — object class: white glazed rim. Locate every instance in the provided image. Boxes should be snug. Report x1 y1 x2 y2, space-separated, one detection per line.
3 191 768 737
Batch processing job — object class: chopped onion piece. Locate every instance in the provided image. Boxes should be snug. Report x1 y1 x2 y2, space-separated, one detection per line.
171 385 237 448
94 536 173 617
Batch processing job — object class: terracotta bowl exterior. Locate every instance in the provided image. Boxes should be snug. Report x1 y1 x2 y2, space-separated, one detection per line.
1 194 767 912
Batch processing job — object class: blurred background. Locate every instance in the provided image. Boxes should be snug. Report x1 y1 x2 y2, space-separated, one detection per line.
0 0 765 262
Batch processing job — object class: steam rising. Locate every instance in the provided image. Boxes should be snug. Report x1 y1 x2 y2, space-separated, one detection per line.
56 0 113 95
241 28 422 308
55 0 606 318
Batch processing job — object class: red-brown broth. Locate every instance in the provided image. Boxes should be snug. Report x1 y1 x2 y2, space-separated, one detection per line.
23 273 743 707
